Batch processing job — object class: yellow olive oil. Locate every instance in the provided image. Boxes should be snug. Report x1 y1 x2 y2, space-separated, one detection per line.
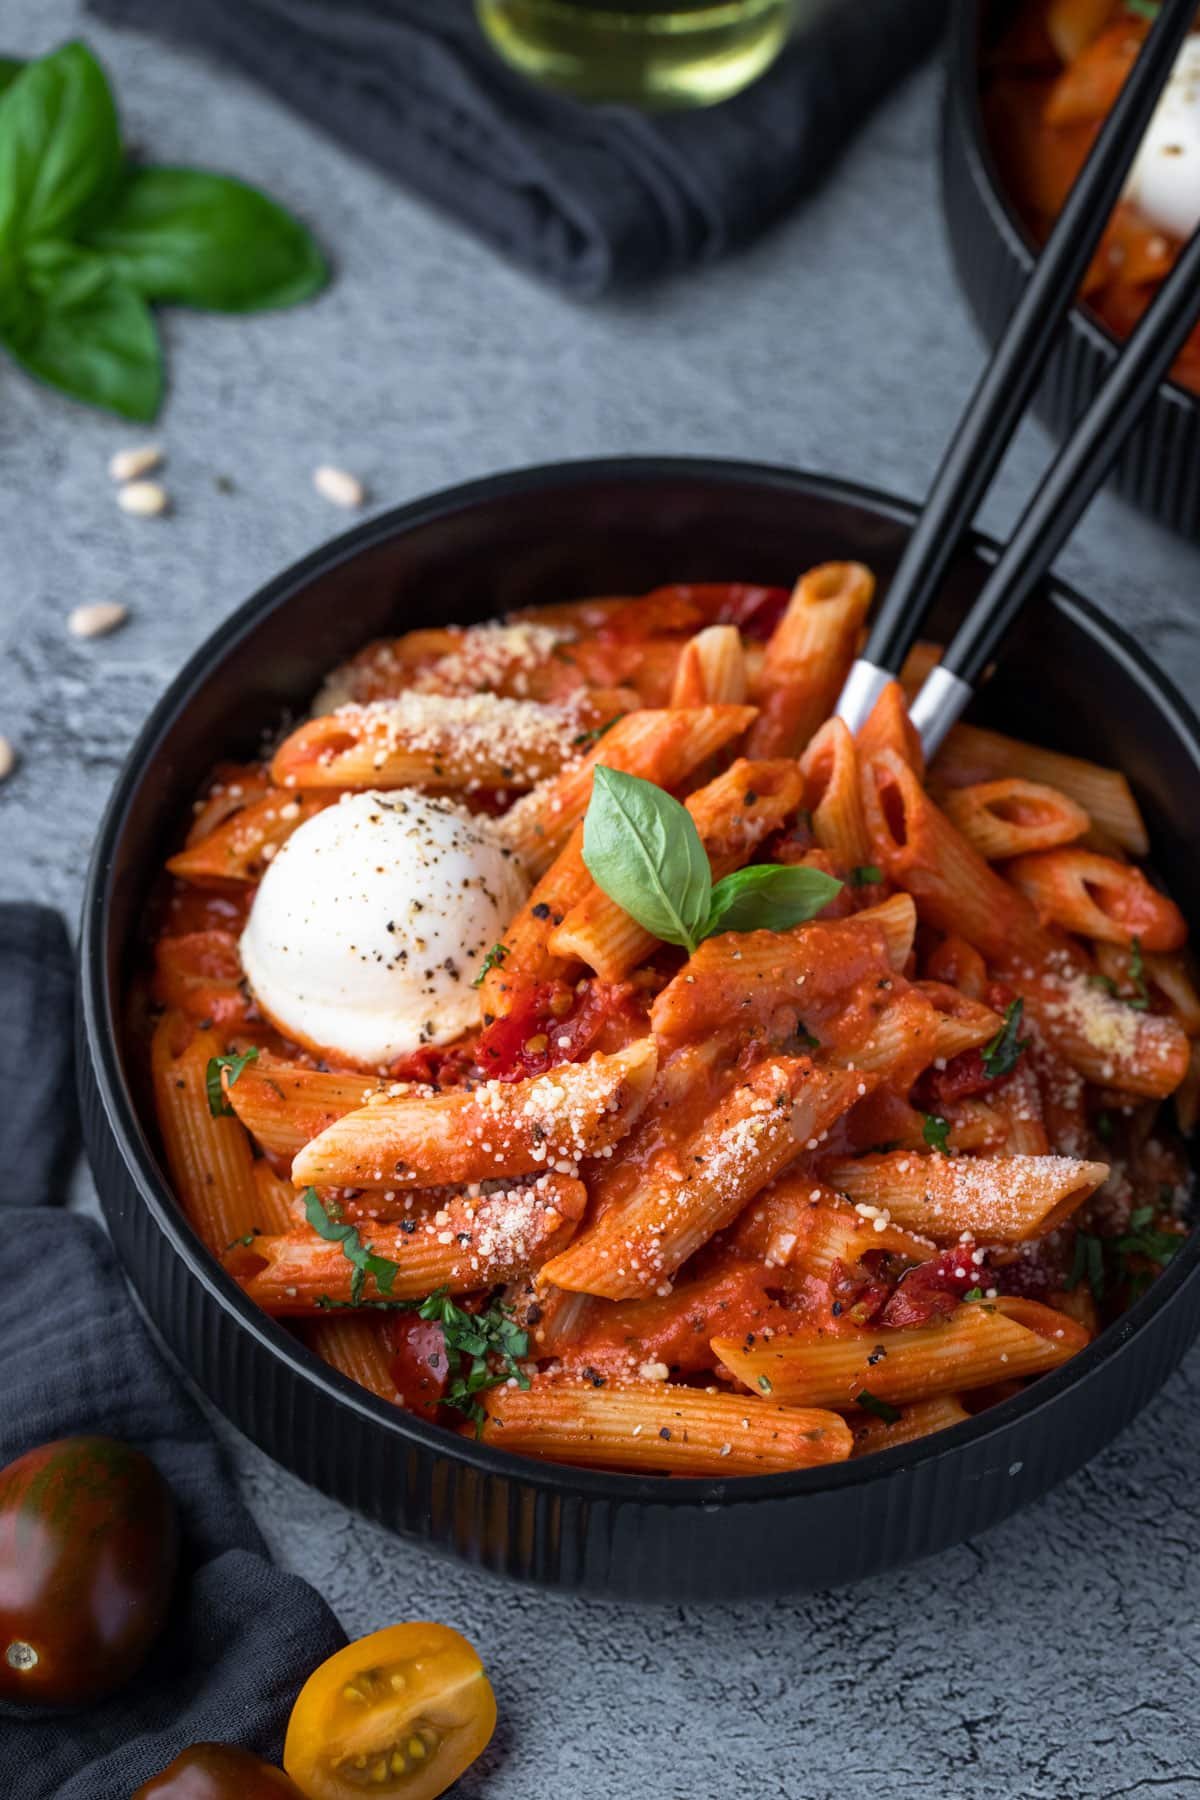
475 0 798 109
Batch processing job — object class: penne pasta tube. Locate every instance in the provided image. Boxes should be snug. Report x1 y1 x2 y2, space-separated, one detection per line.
941 778 1090 860
862 749 1052 967
504 1277 601 1356
822 1150 1108 1243
252 1159 306 1233
237 1173 587 1313
271 693 585 793
151 1016 262 1253
475 824 591 1014
850 1394 971 1457
475 1377 854 1475
746 562 874 758
853 893 918 970
544 1060 872 1301
855 678 925 776
932 722 1149 855
1091 942 1200 1036
1012 954 1190 1098
1004 847 1186 951
800 718 872 867
668 624 748 706
499 704 757 876
167 791 336 884
303 1316 400 1403
712 1295 1090 1408
732 1181 935 1274
226 1053 391 1159
291 1040 657 1189
184 765 273 846
914 980 1004 1061
549 757 805 980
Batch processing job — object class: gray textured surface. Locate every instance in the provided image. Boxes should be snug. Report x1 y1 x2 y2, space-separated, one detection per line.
4 5 1200 1796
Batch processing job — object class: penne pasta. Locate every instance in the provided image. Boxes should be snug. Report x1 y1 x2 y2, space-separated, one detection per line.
862 749 1052 967
855 678 925 776
545 1060 872 1300
732 1180 935 1275
932 722 1149 855
941 778 1090 860
226 1053 390 1160
668 624 748 706
291 1041 657 1190
303 1316 400 1404
238 1173 587 1313
1004 847 1186 951
850 1393 971 1457
476 1377 854 1475
713 1296 1090 1408
167 791 336 884
746 563 874 758
151 1016 262 1254
822 1149 1108 1243
499 704 757 876
1012 954 1190 1098
800 718 872 867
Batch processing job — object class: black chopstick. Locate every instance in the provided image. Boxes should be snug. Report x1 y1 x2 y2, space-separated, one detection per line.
836 0 1197 731
908 209 1200 755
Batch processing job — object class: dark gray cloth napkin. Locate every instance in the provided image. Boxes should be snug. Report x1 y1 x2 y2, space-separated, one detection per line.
87 0 947 296
0 905 345 1800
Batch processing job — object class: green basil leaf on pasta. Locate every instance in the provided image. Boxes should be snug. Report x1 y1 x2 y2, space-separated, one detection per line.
582 766 711 954
702 863 841 939
0 42 121 247
84 166 329 312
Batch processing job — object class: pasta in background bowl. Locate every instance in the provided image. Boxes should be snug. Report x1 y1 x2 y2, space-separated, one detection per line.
78 461 1200 1597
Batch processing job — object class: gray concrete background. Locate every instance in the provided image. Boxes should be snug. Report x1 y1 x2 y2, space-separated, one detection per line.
3 4 1200 1796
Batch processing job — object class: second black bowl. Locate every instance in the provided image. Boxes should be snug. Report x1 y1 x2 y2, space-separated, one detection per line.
943 0 1200 539
78 458 1200 1598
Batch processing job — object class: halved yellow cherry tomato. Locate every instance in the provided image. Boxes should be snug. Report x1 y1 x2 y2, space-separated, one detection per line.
283 1622 496 1800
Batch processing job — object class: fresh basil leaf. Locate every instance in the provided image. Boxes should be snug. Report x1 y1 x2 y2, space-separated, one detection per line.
0 58 24 98
702 864 841 938
582 766 711 954
473 942 508 988
84 166 328 312
1 251 162 420
1127 935 1150 1010
922 1112 950 1153
981 997 1031 1079
856 1388 900 1425
205 1045 260 1117
0 42 121 247
304 1187 400 1305
850 864 883 887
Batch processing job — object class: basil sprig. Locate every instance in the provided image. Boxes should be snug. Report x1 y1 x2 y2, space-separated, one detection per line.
205 1046 260 1117
0 41 327 420
582 767 841 955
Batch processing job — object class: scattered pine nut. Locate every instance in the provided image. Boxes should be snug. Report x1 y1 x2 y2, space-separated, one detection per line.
118 480 170 518
0 736 15 783
108 444 163 483
69 601 129 640
313 465 366 509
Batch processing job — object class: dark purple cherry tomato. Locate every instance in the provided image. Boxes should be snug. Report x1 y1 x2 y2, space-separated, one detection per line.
0 1434 179 1705
134 1743 306 1799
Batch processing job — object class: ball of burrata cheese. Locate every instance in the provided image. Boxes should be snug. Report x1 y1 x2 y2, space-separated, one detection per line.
239 791 529 1068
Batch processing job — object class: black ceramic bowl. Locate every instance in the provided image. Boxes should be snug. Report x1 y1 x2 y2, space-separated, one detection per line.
78 459 1200 1600
943 0 1200 538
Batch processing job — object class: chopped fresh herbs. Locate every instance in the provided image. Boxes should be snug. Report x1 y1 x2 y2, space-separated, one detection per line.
1127 936 1150 1011
757 1374 773 1394
572 714 623 749
856 1388 900 1426
303 1187 400 1305
981 998 1031 1080
850 865 883 887
795 1023 821 1052
205 1045 260 1116
226 1229 259 1250
1068 1230 1106 1304
964 1286 984 1303
415 1288 530 1431
1096 1110 1114 1143
922 1113 951 1154
1126 0 1159 17
473 942 508 987
582 767 841 954
1088 973 1118 997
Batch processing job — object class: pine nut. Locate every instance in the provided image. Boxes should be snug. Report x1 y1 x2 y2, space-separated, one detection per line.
69 602 129 640
117 481 170 518
108 444 163 483
313 465 366 509
0 736 15 783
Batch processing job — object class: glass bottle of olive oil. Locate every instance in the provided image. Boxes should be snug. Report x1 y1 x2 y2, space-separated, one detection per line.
475 0 799 109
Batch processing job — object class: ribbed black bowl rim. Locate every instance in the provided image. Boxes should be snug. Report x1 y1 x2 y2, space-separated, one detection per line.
947 0 1200 422
79 455 1200 1519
